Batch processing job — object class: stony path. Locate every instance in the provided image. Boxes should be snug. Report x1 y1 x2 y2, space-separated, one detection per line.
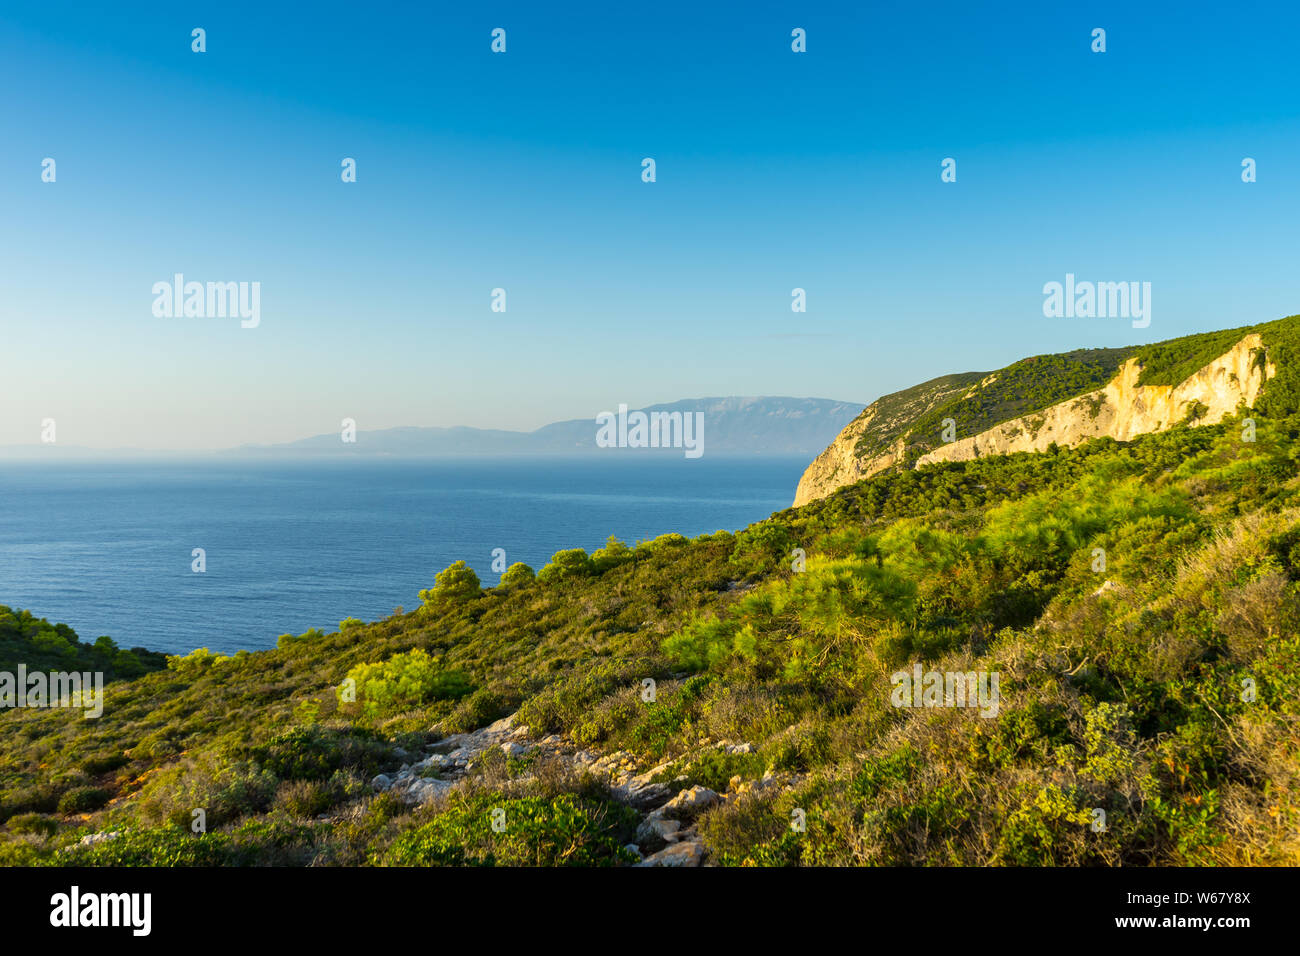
370 712 797 866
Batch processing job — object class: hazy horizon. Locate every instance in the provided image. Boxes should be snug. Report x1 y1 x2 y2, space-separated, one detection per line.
0 394 863 454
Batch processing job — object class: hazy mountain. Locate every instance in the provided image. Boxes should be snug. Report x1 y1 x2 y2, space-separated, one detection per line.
236 397 865 457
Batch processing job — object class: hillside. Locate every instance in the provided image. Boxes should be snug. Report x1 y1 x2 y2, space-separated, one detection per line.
0 608 166 681
2 363 1298 864
795 316 1300 505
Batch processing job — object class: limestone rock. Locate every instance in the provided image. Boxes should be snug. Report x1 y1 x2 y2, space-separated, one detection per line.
612 779 671 810
662 785 720 816
636 841 705 867
795 333 1276 506
636 814 682 844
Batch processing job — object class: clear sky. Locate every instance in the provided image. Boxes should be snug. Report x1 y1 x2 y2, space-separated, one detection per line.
2 0 1298 449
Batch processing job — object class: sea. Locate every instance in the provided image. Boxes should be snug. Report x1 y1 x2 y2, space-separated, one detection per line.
0 456 805 655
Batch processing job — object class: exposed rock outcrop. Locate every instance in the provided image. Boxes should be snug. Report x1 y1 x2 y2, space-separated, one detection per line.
795 333 1275 506
917 334 1273 467
366 716 802 868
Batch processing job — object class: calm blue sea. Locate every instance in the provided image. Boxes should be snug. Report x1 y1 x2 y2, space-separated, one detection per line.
0 457 804 655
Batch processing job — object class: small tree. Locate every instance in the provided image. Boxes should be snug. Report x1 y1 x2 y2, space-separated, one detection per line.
729 523 795 577
419 560 482 614
339 649 472 718
537 549 594 584
499 562 536 589
592 535 633 573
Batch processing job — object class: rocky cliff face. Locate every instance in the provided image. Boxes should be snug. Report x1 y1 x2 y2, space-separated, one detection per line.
793 373 980 506
795 333 1275 506
793 413 904 507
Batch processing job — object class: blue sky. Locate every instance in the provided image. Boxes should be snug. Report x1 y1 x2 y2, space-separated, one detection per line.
2 0 1298 449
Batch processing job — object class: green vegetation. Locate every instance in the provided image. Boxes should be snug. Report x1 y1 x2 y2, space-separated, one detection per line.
418 560 482 615
3 317 1300 867
1133 325 1252 387
853 349 1135 461
849 371 984 458
850 314 1300 467
1253 316 1300 418
903 348 1136 460
339 649 472 718
0 606 166 679
379 793 637 866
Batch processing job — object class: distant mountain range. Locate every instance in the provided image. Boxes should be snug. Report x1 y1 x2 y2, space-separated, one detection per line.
238 397 864 457
0 397 864 459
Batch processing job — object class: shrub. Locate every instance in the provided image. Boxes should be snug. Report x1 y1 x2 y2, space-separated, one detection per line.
80 753 130 776
340 649 473 718
137 757 278 828
498 562 536 589
6 813 58 837
418 561 482 614
591 536 634 573
729 524 796 577
273 780 336 818
379 794 638 866
537 549 594 584
63 826 249 866
663 616 735 672
443 687 513 735
994 785 1093 865
0 782 62 821
278 627 326 649
638 533 689 554
165 647 228 677
1082 702 1138 785
245 726 392 782
57 786 111 815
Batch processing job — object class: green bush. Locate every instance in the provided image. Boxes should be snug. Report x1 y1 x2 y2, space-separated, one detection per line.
62 827 250 866
339 649 473 718
245 726 391 782
591 536 634 573
137 758 277 828
6 813 58 837
0 782 63 821
418 561 482 614
80 753 130 776
443 687 514 734
498 562 536 589
729 524 796 577
537 549 595 584
279 627 326 649
57 787 111 815
379 794 638 867
165 647 230 677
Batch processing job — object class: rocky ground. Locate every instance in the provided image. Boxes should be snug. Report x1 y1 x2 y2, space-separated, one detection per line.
370 712 800 866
